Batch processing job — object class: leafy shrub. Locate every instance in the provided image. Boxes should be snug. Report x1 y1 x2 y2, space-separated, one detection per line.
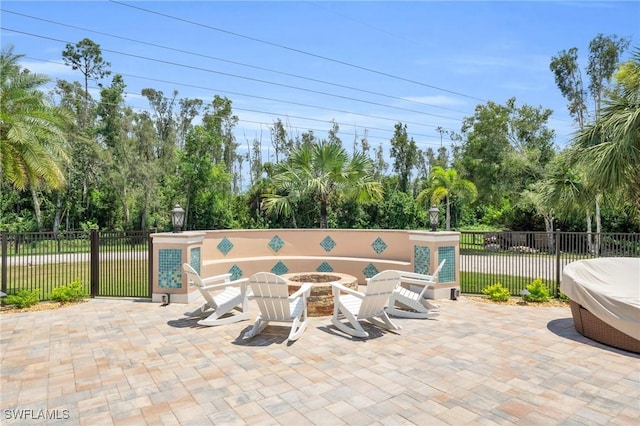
4 289 40 308
558 292 569 302
523 278 550 303
50 279 87 304
482 283 511 302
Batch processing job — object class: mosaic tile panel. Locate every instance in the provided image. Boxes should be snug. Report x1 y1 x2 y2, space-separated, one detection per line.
217 237 234 255
363 263 379 279
320 236 336 252
158 248 182 288
371 237 387 254
316 262 334 273
268 235 285 253
414 245 430 275
190 247 201 275
438 246 455 283
271 261 289 275
229 264 242 280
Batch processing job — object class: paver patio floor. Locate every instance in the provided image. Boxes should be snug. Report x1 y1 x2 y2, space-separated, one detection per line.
1 296 639 425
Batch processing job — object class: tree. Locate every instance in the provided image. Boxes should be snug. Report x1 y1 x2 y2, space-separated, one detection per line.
0 48 70 229
61 38 111 121
389 122 418 193
571 47 640 220
417 166 477 230
263 140 383 228
587 34 630 117
550 47 587 129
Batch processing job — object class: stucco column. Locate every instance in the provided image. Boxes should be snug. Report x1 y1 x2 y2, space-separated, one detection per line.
151 231 205 304
409 231 460 299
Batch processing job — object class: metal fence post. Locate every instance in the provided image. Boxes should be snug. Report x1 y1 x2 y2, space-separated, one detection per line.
90 229 99 298
1 231 7 295
555 228 561 296
148 228 156 299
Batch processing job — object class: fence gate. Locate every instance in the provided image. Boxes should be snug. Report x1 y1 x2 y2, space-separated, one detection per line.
93 230 153 298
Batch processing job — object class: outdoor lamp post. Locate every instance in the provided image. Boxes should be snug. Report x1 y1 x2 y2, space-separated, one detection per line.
429 205 440 232
171 204 185 233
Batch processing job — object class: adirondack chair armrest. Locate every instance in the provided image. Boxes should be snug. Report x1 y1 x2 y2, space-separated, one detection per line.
331 282 364 299
201 277 249 292
199 273 233 286
289 283 312 300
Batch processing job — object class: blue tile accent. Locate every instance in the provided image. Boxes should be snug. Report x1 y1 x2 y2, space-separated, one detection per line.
271 261 289 275
319 236 336 252
268 235 285 253
229 264 242 280
414 245 430 275
190 247 201 275
363 263 379 278
158 249 182 288
217 237 234 255
371 237 387 254
316 262 334 272
438 246 455 283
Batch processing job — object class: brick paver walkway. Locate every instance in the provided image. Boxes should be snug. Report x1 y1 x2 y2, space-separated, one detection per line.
1 296 639 425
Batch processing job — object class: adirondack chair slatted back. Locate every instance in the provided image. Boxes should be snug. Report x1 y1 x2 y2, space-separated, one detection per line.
249 272 291 320
183 263 217 308
359 270 401 316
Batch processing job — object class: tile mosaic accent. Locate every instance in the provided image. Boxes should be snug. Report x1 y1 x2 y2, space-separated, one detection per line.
268 235 285 253
438 246 455 283
217 237 234 255
320 236 336 252
190 247 201 275
316 262 334 273
363 263 379 279
229 264 242 280
271 261 289 275
371 237 388 254
414 245 430 275
158 249 182 288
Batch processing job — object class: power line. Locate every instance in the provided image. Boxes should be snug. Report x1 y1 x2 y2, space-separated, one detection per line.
0 8 473 117
109 0 488 102
3 27 465 123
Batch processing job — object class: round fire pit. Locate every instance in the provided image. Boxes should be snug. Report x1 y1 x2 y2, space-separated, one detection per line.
282 272 359 317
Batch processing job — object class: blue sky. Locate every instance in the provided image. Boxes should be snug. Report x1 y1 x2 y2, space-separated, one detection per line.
2 1 639 161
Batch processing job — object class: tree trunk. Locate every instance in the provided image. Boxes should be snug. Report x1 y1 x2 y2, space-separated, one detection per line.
595 195 602 256
53 192 62 234
586 210 593 255
30 187 42 231
320 201 328 229
445 196 451 230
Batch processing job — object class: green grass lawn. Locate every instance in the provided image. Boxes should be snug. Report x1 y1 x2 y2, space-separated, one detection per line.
461 271 558 296
5 259 149 299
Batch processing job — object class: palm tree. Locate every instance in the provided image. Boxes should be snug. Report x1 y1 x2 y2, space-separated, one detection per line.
0 47 70 229
263 140 383 228
571 47 640 220
1 47 69 191
417 166 477 230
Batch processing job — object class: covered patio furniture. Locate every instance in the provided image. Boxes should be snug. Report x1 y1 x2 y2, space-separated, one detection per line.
244 272 312 342
331 270 401 338
183 263 251 326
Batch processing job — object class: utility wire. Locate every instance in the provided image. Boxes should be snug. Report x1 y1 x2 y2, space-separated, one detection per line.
1 8 473 116
109 0 487 102
3 27 464 123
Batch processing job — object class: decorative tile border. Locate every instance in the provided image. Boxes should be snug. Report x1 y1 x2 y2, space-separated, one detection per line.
414 245 430 275
271 261 289 275
268 235 284 253
229 264 242 280
363 263 379 278
190 247 201 275
320 236 336 252
438 246 455 283
371 237 387 254
316 262 334 272
158 248 182 288
217 237 234 255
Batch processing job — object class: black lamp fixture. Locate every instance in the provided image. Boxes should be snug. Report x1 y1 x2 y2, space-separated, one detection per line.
429 205 440 232
171 204 185 233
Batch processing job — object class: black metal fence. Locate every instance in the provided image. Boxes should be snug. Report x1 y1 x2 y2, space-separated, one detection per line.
1 230 153 300
460 230 640 296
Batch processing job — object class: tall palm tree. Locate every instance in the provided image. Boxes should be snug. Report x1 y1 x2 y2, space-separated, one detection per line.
0 47 69 192
571 47 640 219
417 166 477 230
263 140 383 228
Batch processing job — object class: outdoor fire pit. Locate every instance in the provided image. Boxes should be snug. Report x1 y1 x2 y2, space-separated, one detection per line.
282 272 359 317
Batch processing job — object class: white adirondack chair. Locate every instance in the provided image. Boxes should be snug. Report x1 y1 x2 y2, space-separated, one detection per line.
183 263 251 327
385 260 446 319
331 270 401 338
244 272 312 342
